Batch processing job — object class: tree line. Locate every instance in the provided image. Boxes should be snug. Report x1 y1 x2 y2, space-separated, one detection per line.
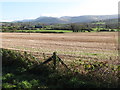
1 21 119 32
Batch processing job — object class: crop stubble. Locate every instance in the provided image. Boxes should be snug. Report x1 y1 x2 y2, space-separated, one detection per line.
1 32 118 64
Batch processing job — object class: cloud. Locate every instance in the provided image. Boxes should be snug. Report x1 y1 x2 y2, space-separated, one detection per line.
65 0 119 15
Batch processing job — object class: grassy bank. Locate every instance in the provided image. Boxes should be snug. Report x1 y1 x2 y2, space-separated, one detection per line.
1 48 119 88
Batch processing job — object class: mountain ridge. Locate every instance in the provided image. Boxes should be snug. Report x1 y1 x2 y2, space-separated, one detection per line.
15 14 118 24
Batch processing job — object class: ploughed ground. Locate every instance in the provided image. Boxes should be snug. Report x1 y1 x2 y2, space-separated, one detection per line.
1 32 118 64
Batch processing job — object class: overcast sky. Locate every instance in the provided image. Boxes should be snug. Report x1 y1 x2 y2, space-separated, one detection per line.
0 0 119 22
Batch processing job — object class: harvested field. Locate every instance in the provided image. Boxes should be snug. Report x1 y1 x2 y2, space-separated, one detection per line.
1 32 118 64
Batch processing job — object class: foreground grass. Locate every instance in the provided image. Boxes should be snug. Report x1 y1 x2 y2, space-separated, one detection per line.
1 48 119 88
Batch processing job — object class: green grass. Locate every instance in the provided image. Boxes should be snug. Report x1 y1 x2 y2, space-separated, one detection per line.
2 28 119 33
92 28 119 32
92 22 105 24
14 30 72 33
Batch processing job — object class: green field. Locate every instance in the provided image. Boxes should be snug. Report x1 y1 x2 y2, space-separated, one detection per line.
14 30 73 33
3 29 119 33
92 22 105 24
92 28 119 32
0 27 120 33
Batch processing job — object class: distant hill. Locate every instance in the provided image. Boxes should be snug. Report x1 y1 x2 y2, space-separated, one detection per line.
33 16 65 23
15 14 118 24
102 18 118 24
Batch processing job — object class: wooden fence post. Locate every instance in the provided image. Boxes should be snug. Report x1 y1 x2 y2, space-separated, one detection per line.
43 53 46 60
41 52 70 71
53 52 57 70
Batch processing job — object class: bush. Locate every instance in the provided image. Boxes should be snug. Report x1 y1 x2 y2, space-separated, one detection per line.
17 81 32 88
2 49 37 71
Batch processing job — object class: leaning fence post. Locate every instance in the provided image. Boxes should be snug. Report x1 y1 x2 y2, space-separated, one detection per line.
53 52 57 70
43 53 46 60
41 52 70 71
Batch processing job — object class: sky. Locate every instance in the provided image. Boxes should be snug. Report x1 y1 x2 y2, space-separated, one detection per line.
0 0 119 22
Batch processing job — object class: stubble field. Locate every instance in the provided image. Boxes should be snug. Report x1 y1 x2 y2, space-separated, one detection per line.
1 32 118 65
